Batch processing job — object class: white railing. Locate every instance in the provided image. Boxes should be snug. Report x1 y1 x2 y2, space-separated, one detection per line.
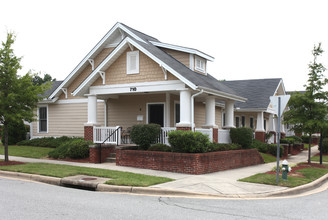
195 128 213 142
159 127 176 145
218 129 231 144
93 126 121 145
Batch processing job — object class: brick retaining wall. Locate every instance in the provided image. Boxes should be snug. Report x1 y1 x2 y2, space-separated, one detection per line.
89 145 115 163
116 149 264 175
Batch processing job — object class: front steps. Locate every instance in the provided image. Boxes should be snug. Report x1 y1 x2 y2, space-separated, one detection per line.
105 153 116 163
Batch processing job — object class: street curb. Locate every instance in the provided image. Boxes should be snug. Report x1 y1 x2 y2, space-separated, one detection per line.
1 170 328 199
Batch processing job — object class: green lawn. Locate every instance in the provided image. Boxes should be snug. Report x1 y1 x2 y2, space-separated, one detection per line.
311 155 328 163
0 163 173 187
260 153 277 163
239 165 328 187
0 144 52 159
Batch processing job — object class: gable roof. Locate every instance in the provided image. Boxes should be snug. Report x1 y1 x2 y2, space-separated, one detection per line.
43 80 63 97
48 22 246 102
221 78 283 110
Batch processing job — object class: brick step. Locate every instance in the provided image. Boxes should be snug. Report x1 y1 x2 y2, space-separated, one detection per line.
105 158 116 163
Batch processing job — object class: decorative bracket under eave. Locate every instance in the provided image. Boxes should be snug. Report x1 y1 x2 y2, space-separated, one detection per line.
61 88 68 99
88 59 94 70
128 42 134 51
160 65 168 80
98 71 106 84
118 28 125 40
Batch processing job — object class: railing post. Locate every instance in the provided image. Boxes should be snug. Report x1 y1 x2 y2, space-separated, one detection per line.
116 126 121 145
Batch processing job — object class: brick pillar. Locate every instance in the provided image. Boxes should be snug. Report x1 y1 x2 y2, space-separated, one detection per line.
212 128 218 143
255 131 265 143
84 126 94 142
281 132 286 139
89 145 115 163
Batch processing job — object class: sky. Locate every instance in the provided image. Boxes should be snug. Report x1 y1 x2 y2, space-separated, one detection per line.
1 0 328 91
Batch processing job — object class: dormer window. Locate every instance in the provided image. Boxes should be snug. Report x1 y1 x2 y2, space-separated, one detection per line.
195 57 205 73
127 51 139 74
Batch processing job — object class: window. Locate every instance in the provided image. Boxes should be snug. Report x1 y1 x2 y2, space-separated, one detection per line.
250 117 254 129
195 57 205 73
38 106 47 132
175 103 180 124
241 116 245 127
222 112 226 127
264 119 267 131
127 51 139 74
235 117 240 128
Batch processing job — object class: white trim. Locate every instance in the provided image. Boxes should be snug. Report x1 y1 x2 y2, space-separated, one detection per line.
241 115 246 127
126 50 139 74
61 88 68 99
48 23 147 99
73 37 197 96
89 80 185 95
150 41 214 61
222 112 226 127
198 86 247 102
146 102 165 126
88 59 95 70
56 99 105 104
250 116 254 129
195 56 206 73
98 71 106 84
37 105 48 134
189 54 194 71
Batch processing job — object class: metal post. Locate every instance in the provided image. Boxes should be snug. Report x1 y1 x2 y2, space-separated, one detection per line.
276 97 281 184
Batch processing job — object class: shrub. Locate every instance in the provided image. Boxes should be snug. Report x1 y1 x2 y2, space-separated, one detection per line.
208 143 242 152
267 144 284 157
301 135 310 143
48 139 91 159
230 127 253 149
251 139 267 153
147 143 171 152
281 136 302 144
1 120 27 145
320 138 328 154
168 130 210 153
130 124 161 150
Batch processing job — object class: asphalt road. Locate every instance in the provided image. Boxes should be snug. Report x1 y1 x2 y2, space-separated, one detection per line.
1 177 327 220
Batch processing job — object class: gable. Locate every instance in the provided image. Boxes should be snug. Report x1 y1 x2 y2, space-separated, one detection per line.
91 48 178 87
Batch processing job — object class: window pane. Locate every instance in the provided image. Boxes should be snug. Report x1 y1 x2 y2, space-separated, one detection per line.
175 103 180 124
39 107 47 132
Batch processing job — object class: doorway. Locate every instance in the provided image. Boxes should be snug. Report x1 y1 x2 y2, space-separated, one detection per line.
147 103 164 127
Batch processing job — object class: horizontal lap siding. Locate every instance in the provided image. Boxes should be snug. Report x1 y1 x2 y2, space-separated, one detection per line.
33 102 105 137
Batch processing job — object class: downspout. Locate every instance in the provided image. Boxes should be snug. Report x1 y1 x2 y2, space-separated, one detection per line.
191 89 204 131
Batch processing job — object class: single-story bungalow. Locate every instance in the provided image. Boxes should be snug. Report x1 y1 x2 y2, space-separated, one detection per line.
31 22 288 144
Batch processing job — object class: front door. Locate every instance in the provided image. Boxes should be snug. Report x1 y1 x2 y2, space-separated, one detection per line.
148 104 164 127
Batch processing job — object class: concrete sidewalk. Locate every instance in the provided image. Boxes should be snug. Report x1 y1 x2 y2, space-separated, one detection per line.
0 146 323 197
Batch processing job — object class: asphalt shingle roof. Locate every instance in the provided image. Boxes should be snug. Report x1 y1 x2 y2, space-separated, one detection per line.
43 81 63 98
221 78 282 109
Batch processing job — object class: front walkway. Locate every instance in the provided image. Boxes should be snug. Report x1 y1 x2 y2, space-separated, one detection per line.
0 146 320 196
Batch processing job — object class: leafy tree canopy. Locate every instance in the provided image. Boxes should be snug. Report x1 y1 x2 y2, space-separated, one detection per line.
32 73 56 86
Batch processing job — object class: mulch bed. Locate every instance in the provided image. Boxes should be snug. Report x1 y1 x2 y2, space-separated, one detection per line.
266 163 327 178
47 157 90 163
0 161 25 166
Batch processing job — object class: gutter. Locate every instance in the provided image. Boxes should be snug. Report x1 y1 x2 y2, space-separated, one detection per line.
197 86 247 102
191 89 204 131
38 97 59 104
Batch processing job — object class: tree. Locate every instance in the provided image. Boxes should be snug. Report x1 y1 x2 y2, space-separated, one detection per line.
32 73 56 86
0 32 49 162
284 43 328 163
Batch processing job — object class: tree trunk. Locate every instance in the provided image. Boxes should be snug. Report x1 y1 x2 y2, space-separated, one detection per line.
4 122 9 162
308 134 312 164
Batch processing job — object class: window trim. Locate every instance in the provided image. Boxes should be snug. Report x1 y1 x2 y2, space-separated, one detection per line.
250 117 254 129
38 105 48 133
174 101 180 125
222 112 226 127
146 102 165 126
241 116 246 127
126 50 139 74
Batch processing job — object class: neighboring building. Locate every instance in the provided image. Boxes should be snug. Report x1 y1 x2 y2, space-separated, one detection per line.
31 22 287 144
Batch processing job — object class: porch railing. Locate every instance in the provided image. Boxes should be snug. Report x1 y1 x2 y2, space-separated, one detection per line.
158 127 176 145
218 129 231 144
195 128 213 142
93 126 121 145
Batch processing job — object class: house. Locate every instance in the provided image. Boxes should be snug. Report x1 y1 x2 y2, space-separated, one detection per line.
31 22 287 144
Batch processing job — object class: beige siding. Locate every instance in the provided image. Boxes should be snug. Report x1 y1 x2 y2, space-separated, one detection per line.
92 49 178 86
215 107 223 129
32 102 105 138
162 48 190 67
194 102 206 128
59 48 114 100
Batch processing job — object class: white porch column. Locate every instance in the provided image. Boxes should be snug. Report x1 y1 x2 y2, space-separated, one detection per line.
204 96 217 127
280 117 286 133
86 94 98 125
256 112 265 132
268 114 275 132
176 89 191 127
224 100 235 128
165 93 170 127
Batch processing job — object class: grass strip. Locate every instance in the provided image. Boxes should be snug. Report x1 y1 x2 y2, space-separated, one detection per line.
311 155 328 163
260 153 277 163
0 145 52 159
0 162 173 187
239 165 328 187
